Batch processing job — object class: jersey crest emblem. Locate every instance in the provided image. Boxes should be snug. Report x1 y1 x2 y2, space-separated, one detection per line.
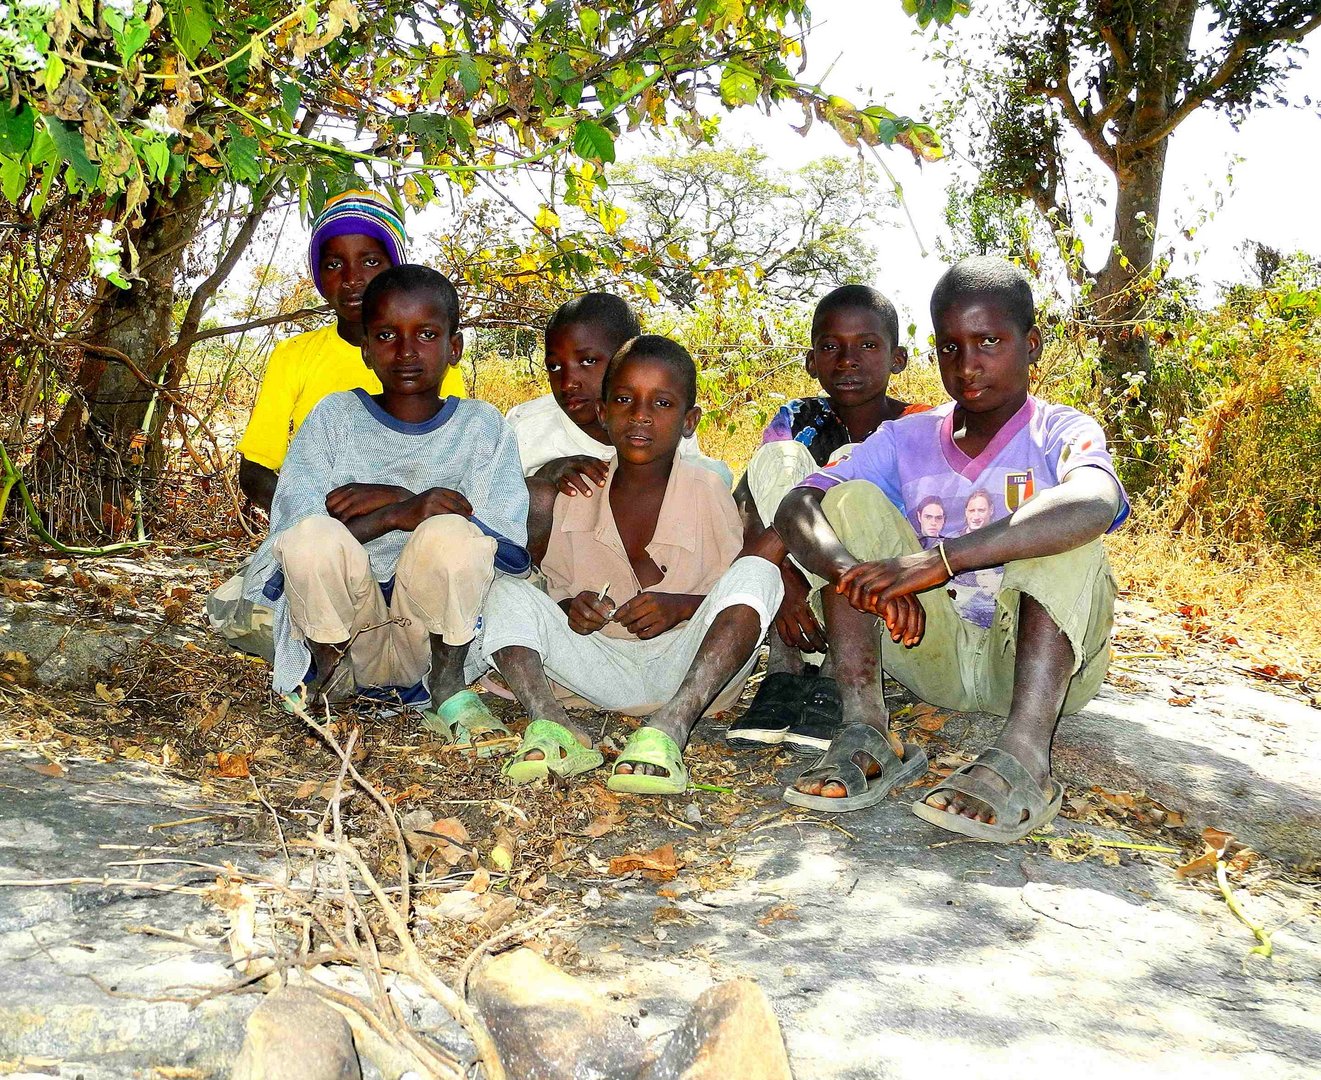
1004 470 1035 511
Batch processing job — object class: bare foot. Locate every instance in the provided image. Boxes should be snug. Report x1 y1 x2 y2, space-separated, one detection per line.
305 640 351 706
792 720 905 798
923 736 1052 825
613 717 686 777
517 718 592 764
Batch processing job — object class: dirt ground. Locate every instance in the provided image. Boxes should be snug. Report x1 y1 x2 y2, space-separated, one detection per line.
1 552 1318 1078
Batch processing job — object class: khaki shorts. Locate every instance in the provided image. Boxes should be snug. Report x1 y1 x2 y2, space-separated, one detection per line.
820 480 1117 717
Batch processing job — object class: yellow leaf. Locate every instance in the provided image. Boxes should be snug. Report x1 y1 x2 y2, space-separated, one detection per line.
534 205 560 230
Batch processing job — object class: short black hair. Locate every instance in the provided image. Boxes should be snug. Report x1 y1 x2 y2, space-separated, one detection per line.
361 264 461 333
603 334 698 411
811 284 900 346
930 256 1035 333
545 292 641 352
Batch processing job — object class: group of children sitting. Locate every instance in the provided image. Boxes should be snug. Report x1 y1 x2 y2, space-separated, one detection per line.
228 190 1129 844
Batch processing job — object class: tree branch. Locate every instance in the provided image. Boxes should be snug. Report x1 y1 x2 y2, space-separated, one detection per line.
1128 10 1321 153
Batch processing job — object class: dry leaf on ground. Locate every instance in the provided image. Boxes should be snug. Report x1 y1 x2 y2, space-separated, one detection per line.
908 703 951 732
24 761 66 778
214 752 250 779
406 817 473 867
581 809 624 838
1175 826 1237 878
757 903 800 927
610 843 683 881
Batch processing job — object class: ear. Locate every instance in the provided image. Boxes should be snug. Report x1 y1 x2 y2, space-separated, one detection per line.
890 346 909 374
595 397 607 428
1026 325 1043 364
682 404 702 439
449 331 465 366
804 348 818 379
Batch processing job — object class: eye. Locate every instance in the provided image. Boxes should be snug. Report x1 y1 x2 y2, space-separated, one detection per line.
938 342 957 355
861 340 877 349
364 256 383 267
419 329 437 340
980 336 1001 347
655 397 673 408
819 341 837 352
376 329 396 341
581 357 599 366
323 257 342 270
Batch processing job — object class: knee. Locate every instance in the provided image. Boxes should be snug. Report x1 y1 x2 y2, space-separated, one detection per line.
710 556 784 632
277 516 356 567
750 440 815 471
405 514 493 575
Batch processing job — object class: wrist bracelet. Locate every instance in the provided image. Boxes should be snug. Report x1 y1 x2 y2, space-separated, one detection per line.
937 541 954 580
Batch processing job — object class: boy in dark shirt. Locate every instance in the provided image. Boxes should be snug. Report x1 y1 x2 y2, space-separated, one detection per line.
729 285 926 753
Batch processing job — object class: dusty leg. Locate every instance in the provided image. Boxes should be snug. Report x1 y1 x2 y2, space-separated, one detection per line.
491 644 591 760
766 631 806 676
427 634 472 708
923 594 1071 823
616 604 762 776
792 585 905 798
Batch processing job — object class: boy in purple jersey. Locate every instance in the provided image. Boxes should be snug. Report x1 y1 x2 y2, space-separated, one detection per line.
774 257 1128 841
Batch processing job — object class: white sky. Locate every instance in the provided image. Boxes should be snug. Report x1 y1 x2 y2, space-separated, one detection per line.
717 1 1321 332
222 3 1321 337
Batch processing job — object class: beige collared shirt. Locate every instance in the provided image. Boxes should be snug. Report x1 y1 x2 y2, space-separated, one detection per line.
541 457 743 640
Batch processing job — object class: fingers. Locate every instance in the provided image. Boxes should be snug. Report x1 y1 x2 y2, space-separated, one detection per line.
614 594 670 638
881 594 925 647
557 470 595 497
799 607 828 652
566 593 612 634
554 458 610 497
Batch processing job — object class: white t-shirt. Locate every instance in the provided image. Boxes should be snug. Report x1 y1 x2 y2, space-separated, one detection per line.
506 393 731 486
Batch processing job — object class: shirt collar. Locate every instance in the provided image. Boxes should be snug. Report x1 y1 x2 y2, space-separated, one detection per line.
559 454 698 554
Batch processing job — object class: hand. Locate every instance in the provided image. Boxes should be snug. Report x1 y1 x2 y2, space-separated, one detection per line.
325 483 413 522
613 592 695 639
401 487 473 529
565 590 614 635
835 550 945 646
538 456 611 497
774 562 827 653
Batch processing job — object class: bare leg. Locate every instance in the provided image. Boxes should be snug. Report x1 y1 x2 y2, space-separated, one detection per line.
492 645 591 759
306 639 351 705
616 604 762 777
793 585 905 798
427 633 471 707
765 631 806 676
924 594 1071 823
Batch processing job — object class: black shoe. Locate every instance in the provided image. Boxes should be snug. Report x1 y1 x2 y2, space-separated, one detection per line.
727 672 809 748
784 676 843 755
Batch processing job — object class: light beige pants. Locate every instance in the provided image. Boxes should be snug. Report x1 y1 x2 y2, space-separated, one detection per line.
274 514 496 691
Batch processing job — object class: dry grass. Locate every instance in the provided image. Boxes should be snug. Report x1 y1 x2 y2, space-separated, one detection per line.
1106 521 1321 676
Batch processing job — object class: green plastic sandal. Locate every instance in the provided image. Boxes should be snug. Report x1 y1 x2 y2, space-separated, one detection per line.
421 689 511 758
606 727 688 795
503 719 603 784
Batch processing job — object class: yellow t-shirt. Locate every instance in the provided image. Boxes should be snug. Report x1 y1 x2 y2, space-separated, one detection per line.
236 323 468 471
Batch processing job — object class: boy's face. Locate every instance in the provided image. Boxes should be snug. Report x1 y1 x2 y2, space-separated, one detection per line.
598 354 700 467
319 234 392 322
806 306 908 408
545 322 619 430
934 296 1041 415
362 291 462 397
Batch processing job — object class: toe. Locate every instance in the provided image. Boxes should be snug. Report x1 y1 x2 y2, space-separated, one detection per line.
615 762 634 774
820 780 848 799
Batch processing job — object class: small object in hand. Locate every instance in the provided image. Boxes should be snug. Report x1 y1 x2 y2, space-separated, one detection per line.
598 581 616 620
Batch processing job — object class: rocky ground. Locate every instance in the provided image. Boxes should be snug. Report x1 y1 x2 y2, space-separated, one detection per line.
0 553 1317 1078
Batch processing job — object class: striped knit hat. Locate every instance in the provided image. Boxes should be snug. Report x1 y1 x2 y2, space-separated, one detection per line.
308 190 408 295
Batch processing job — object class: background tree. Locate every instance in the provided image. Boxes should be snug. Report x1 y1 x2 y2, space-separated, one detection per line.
948 1 1320 397
0 0 955 538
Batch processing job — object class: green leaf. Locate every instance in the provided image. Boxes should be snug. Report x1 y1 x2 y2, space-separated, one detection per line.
144 139 170 181
44 116 98 188
0 104 36 158
115 20 151 62
44 54 67 95
0 155 25 203
718 63 759 106
578 7 599 40
170 0 215 62
280 80 301 121
572 120 615 164
458 54 480 98
223 130 261 186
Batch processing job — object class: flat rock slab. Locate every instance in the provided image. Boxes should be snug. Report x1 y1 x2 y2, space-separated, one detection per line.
577 799 1321 1080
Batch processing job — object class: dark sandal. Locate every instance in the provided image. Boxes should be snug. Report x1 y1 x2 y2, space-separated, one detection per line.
783 722 929 813
911 746 1064 842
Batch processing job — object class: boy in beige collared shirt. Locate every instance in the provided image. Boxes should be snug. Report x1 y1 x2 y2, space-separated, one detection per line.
477 336 783 795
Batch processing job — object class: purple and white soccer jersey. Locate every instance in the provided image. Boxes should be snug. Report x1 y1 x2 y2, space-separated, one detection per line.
798 397 1130 629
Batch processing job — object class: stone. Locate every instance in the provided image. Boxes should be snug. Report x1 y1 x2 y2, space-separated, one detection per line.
469 947 644 1080
231 986 362 1080
639 980 792 1080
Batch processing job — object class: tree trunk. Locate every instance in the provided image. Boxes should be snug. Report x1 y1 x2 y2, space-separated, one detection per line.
39 180 209 539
